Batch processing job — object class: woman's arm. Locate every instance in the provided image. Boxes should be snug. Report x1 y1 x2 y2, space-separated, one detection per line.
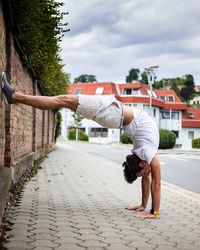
134 155 161 219
150 155 161 212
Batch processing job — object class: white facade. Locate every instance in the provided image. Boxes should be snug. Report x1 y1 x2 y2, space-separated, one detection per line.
60 108 120 144
180 128 200 149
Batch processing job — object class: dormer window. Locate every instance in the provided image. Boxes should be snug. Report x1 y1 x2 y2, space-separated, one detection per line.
168 96 174 102
133 89 140 96
96 87 104 94
160 96 166 101
123 88 132 95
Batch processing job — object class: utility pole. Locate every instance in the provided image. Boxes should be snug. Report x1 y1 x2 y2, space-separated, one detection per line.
144 66 159 116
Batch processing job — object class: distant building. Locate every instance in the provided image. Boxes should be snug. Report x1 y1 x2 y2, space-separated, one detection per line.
190 95 200 106
61 82 200 149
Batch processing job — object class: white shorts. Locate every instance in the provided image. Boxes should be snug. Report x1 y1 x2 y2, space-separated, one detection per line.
76 94 123 128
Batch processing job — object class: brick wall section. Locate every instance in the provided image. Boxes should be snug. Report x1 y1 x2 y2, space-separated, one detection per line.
43 110 49 147
10 51 34 162
0 0 56 222
49 110 55 144
0 0 6 169
35 90 44 150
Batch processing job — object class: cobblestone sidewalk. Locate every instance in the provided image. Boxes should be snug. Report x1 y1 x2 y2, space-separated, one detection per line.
3 143 200 250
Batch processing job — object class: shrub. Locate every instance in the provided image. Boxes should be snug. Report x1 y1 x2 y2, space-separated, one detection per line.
159 129 176 149
68 129 88 141
192 137 200 148
120 133 132 144
55 111 62 142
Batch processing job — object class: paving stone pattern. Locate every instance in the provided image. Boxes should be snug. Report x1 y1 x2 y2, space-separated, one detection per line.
3 143 200 250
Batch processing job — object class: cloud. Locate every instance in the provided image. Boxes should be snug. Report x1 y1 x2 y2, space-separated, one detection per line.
60 0 200 84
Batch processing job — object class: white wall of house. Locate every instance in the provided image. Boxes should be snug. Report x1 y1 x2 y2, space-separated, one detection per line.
180 128 200 149
190 96 200 105
60 108 120 144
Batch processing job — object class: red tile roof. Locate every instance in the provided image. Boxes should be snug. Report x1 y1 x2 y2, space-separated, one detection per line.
182 108 200 127
155 89 182 102
68 82 118 96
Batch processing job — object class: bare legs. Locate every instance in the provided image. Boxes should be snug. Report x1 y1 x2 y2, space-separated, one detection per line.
12 91 134 126
12 92 79 111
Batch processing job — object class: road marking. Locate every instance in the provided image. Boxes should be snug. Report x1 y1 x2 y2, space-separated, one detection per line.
160 161 166 165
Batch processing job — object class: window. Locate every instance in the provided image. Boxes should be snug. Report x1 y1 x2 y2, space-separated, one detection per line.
123 88 132 95
171 111 179 119
160 110 179 119
89 128 108 137
161 111 170 119
96 87 104 94
168 96 174 102
172 131 179 138
188 131 194 139
153 109 156 117
133 89 140 96
160 96 166 101
74 88 81 95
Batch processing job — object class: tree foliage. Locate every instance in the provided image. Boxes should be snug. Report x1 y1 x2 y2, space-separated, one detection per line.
10 0 70 95
68 129 88 141
156 74 195 101
55 111 62 141
126 68 140 82
159 129 176 149
140 71 148 84
74 74 97 83
72 114 84 127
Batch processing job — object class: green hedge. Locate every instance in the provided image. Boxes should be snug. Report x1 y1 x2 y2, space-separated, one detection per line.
120 133 132 144
159 129 176 149
192 137 200 148
68 129 88 141
55 111 62 142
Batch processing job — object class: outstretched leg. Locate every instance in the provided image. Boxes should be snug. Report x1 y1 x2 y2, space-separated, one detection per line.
12 92 78 111
1 72 78 111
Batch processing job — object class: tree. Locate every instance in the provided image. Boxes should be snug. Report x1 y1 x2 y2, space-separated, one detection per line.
72 114 84 140
55 111 62 142
183 74 195 86
126 68 140 82
180 86 194 101
74 74 97 83
10 0 70 95
140 71 148 84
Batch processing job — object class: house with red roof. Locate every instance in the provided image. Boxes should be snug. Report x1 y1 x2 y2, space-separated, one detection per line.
61 81 200 149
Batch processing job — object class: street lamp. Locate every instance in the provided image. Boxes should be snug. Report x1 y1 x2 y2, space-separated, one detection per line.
144 66 159 116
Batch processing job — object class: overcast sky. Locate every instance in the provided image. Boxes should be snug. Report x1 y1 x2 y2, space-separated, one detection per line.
60 0 200 84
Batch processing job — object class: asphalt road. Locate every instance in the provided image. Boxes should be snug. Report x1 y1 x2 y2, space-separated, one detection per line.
63 141 200 194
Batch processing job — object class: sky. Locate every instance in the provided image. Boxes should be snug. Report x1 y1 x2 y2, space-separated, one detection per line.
60 0 200 84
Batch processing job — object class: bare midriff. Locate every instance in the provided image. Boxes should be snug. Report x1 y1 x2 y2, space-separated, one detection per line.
122 106 134 126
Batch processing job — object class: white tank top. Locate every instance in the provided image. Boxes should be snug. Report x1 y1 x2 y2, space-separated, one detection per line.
123 108 159 164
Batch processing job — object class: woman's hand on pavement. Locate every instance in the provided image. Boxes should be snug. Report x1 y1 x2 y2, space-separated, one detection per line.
133 212 159 219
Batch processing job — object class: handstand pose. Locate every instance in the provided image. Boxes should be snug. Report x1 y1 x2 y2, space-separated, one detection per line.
1 72 161 219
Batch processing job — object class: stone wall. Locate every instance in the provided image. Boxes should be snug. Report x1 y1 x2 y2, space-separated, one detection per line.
0 0 6 169
0 0 56 223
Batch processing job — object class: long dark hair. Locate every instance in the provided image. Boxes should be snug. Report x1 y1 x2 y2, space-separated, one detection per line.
122 153 142 183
